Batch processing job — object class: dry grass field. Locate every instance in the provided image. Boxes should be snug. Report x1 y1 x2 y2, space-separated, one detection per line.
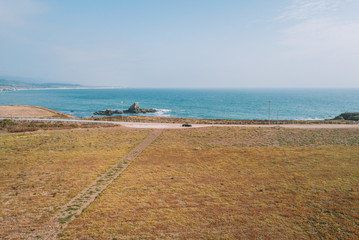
58 127 359 239
1 127 358 239
0 127 150 239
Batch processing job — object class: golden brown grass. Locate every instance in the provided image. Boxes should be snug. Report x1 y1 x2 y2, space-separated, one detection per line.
0 127 150 239
60 127 359 239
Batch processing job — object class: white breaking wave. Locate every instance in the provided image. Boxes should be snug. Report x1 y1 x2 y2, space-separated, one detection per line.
294 117 325 121
154 109 171 116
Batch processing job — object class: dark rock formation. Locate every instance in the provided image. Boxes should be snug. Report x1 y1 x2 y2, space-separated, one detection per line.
93 109 121 116
123 102 156 113
94 102 157 116
126 102 140 113
332 112 359 121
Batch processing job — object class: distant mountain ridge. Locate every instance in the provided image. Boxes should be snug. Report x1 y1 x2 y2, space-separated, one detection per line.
0 78 82 90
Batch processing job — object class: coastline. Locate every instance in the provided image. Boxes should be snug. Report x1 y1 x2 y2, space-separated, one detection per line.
1 105 358 125
12 86 124 91
2 89 359 120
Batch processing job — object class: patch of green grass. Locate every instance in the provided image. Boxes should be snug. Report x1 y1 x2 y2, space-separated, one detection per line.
59 214 75 224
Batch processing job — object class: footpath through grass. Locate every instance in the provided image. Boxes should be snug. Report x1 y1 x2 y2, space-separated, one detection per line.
60 127 359 239
0 127 150 239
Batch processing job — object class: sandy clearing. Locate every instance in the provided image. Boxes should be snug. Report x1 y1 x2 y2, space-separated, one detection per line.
0 105 75 118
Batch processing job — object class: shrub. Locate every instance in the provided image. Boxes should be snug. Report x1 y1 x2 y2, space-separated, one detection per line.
348 115 359 121
0 119 14 128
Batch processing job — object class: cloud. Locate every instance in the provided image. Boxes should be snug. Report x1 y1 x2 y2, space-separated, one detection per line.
278 0 359 55
278 0 346 20
281 18 359 55
273 0 359 87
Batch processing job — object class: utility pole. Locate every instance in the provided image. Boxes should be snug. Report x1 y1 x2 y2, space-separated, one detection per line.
121 101 123 120
268 100 271 124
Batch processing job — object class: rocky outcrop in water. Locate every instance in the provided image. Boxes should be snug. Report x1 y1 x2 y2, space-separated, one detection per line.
124 102 156 113
332 112 359 121
94 102 157 116
93 109 121 116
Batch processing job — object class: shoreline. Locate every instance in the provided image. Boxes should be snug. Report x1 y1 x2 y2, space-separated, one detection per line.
1 105 358 125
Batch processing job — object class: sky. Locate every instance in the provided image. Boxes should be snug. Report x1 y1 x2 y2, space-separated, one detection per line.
0 0 359 88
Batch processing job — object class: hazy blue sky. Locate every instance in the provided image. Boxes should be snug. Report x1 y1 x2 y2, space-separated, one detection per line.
0 0 358 88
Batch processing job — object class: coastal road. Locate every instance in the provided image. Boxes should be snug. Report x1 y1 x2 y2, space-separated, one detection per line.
1 117 359 129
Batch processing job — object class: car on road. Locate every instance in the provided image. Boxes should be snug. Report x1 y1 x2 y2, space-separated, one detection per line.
182 123 192 127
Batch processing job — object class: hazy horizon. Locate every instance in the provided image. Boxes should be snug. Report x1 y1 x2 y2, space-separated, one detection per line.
1 0 359 88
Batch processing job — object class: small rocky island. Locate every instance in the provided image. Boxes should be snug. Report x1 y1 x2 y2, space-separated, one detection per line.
94 102 157 116
332 112 359 121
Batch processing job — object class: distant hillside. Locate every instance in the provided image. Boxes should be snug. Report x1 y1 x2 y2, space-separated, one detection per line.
0 79 82 90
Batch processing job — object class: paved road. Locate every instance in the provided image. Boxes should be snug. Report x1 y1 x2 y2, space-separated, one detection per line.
0 117 198 129
2 117 359 129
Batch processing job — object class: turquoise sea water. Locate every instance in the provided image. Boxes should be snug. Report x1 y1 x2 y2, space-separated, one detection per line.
1 88 359 120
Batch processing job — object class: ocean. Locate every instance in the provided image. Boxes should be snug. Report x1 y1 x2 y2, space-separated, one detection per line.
1 88 359 120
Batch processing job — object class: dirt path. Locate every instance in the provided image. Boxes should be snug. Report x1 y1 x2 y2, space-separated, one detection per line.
26 129 163 240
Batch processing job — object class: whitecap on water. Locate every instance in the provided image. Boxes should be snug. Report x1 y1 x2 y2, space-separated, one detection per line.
154 109 171 117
